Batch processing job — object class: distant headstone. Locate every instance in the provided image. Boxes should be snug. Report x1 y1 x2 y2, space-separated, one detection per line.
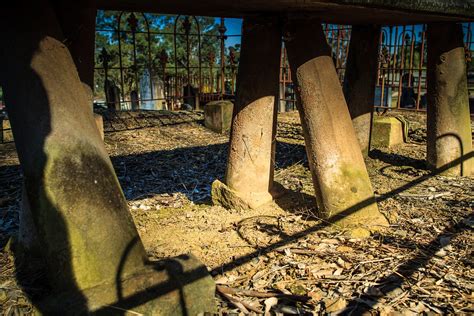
130 90 139 110
139 69 167 110
139 69 153 110
183 84 199 110
374 86 392 108
104 79 121 110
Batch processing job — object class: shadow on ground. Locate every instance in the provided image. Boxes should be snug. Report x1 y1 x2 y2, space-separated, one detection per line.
109 140 307 202
0 134 471 313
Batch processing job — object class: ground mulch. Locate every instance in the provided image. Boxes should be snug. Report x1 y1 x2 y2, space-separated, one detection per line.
0 110 472 315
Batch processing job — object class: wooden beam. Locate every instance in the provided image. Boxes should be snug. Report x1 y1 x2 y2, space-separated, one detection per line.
96 0 473 24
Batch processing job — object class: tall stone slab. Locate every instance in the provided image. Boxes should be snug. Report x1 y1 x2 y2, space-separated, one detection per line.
284 18 388 228
427 23 474 176
0 3 214 314
343 25 381 155
213 16 281 210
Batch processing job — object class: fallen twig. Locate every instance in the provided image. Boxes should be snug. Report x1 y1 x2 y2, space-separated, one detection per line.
217 285 311 302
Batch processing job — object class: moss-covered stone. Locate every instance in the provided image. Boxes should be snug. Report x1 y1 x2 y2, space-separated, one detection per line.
204 101 233 134
371 116 404 148
318 162 389 229
94 114 104 140
211 179 252 211
348 227 371 239
1 118 13 143
427 23 474 177
1 6 216 314
211 179 275 210
284 19 388 231
35 254 216 315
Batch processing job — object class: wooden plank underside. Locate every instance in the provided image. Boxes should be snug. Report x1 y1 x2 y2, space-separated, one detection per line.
96 0 474 24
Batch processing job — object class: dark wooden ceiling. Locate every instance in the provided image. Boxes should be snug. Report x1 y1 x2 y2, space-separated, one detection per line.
96 0 474 24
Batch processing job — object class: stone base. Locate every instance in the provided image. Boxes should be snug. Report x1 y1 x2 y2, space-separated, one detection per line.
94 113 104 140
1 118 14 142
269 182 287 200
211 179 274 210
35 254 215 315
371 116 405 148
204 101 233 134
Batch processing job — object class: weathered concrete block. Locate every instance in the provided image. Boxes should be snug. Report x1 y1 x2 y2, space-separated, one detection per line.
371 117 404 148
204 100 233 133
1 118 13 142
94 113 104 140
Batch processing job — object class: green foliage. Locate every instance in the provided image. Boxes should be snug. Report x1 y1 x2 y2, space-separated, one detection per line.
94 11 240 100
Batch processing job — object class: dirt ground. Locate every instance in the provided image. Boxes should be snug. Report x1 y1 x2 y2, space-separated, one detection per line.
0 110 473 315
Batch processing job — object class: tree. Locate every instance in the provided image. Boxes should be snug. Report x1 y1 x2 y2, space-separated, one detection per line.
94 11 225 102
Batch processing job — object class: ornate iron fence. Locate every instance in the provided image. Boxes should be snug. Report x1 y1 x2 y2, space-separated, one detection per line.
94 11 240 111
1 18 474 143
279 23 474 113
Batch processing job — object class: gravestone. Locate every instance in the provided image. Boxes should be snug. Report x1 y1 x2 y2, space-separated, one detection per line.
130 90 139 110
104 79 121 111
139 70 167 110
204 100 233 133
183 84 199 110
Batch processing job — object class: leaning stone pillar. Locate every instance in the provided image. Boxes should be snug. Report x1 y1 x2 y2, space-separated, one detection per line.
427 23 473 176
343 25 381 155
212 17 281 210
0 4 214 314
284 18 388 228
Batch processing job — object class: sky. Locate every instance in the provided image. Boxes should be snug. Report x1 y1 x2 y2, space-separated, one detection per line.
224 18 242 48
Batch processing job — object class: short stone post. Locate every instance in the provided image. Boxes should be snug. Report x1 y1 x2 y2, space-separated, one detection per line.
284 18 388 228
0 3 214 314
212 17 281 210
343 25 381 155
427 23 473 176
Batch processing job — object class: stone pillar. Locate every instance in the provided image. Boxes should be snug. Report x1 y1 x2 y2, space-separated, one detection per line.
53 0 97 91
212 17 281 210
427 23 473 176
0 3 213 314
18 183 41 256
284 18 388 228
343 25 381 155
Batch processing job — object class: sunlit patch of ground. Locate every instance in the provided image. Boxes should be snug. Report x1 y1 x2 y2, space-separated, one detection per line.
0 111 473 314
